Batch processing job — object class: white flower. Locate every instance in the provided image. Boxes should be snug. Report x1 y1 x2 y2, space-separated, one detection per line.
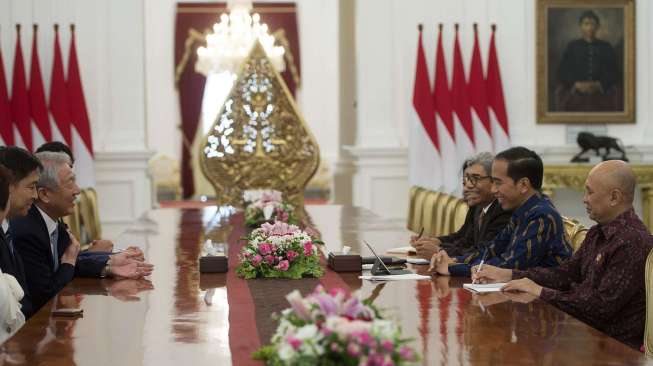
371 319 397 339
278 342 296 361
295 324 319 341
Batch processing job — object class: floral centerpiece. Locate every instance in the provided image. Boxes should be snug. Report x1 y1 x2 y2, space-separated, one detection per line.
253 285 419 366
237 221 324 279
244 190 298 227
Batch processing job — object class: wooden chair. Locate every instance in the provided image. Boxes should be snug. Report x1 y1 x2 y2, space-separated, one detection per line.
422 191 441 236
78 188 102 243
62 202 82 244
562 216 588 253
644 249 653 357
430 193 450 237
148 153 181 201
441 196 461 236
407 186 425 232
453 199 469 234
411 189 430 234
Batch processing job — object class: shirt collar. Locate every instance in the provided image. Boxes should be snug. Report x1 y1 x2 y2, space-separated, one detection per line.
599 208 637 241
36 205 59 237
1 219 8 234
512 193 542 219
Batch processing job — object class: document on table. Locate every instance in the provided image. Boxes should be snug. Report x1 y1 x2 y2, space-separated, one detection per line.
385 246 416 255
406 258 430 265
359 273 432 281
463 283 507 293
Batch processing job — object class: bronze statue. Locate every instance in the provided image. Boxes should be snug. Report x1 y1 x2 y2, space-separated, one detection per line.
571 132 628 162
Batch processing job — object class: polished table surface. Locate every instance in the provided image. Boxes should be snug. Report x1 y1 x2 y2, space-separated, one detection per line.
0 205 650 365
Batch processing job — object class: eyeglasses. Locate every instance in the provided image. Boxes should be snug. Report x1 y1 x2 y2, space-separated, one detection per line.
462 174 492 187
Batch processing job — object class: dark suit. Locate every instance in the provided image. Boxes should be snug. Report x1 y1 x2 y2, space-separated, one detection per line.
11 204 109 314
0 228 32 317
439 199 511 257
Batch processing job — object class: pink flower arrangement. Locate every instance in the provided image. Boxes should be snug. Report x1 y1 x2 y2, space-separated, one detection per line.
254 285 419 365
244 190 297 228
237 221 324 279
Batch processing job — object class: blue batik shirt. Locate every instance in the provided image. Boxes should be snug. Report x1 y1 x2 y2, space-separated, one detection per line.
449 194 572 277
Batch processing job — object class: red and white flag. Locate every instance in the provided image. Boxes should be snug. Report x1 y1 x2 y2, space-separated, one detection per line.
433 25 458 195
409 25 442 191
67 24 95 188
468 24 493 153
451 25 475 194
29 25 52 149
11 25 32 151
0 36 13 146
486 25 510 152
50 24 72 147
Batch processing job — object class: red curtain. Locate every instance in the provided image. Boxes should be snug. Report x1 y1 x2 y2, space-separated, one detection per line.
175 2 301 198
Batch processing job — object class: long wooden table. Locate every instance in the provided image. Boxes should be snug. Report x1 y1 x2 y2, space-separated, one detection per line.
0 205 649 365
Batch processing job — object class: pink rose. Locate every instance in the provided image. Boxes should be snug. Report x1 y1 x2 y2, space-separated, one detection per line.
259 243 272 255
303 243 313 256
265 255 276 265
251 254 262 266
286 335 301 350
286 250 298 262
399 346 415 361
276 260 290 271
381 339 394 352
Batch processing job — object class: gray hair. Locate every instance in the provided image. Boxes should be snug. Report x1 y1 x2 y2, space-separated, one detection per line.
34 151 72 190
462 152 494 175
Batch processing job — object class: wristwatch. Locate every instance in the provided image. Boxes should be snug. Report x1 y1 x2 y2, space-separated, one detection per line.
100 259 112 278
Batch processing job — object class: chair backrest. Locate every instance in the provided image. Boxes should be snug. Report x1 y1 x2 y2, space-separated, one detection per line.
434 194 454 237
453 199 469 234
148 153 181 201
644 248 653 357
412 189 431 234
78 188 102 242
562 216 588 253
441 196 462 236
407 186 425 231
62 202 82 245
422 191 442 236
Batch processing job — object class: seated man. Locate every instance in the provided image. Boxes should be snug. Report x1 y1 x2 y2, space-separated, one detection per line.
35 141 124 254
430 147 572 276
474 160 652 349
410 152 511 259
11 151 154 314
0 147 41 317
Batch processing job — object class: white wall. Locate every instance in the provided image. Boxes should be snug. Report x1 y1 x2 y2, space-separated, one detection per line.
349 0 653 224
0 0 152 239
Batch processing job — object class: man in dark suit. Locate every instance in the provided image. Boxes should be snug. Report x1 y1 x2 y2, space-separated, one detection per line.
411 152 511 260
0 147 43 318
11 151 153 314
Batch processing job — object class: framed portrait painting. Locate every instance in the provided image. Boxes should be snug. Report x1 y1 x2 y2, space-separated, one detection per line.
536 0 635 123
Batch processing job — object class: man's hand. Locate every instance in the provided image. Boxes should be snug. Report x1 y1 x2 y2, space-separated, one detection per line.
123 246 144 262
471 264 512 284
410 235 441 248
434 275 451 298
414 239 440 260
110 260 154 279
428 250 454 276
61 231 81 265
88 240 114 252
501 278 543 297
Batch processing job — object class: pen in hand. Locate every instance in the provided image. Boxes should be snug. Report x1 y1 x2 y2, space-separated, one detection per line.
472 248 489 284
416 227 424 240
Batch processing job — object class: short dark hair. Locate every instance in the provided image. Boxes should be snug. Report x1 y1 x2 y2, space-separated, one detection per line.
579 10 600 26
0 146 43 184
35 141 75 164
0 164 12 211
495 147 544 190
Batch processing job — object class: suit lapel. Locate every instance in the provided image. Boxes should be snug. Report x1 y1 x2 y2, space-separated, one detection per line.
29 204 56 271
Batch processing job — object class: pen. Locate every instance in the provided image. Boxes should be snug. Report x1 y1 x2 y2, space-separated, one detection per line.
416 227 424 240
473 248 489 284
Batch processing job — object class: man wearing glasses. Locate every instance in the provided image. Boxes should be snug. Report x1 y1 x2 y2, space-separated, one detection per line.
411 152 511 260
429 147 572 277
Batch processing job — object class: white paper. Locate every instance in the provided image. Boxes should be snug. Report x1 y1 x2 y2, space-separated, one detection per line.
463 283 507 293
385 246 416 255
406 258 430 265
359 273 432 281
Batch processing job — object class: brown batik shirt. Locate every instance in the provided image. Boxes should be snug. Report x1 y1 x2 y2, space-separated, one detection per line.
513 208 653 349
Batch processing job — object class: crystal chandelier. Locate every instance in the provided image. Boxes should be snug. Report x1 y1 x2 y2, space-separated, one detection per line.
195 0 286 76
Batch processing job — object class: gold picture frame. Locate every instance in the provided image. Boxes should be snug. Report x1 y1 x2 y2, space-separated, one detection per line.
536 0 635 123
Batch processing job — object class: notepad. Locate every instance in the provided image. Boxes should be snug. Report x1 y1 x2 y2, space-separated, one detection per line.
406 258 430 265
463 283 507 293
385 246 416 255
359 273 432 281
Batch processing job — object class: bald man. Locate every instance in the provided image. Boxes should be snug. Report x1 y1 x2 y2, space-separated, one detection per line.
473 160 652 349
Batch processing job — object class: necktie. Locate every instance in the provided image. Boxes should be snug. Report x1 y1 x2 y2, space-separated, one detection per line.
5 228 15 257
478 210 486 231
51 227 59 271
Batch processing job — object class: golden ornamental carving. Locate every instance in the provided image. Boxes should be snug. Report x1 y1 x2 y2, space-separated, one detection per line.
199 41 320 209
